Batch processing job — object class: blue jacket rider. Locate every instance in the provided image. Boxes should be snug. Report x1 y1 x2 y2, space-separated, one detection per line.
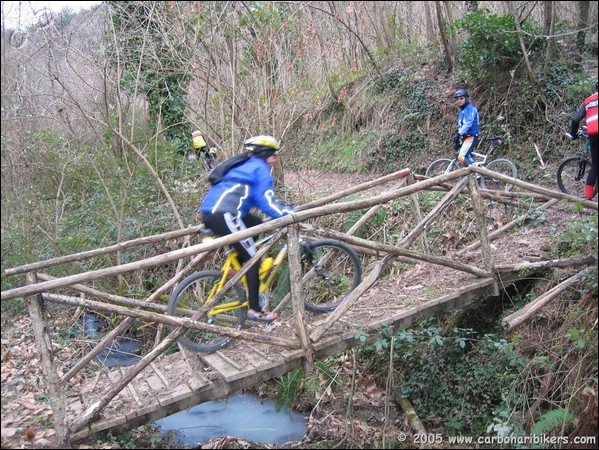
200 135 294 322
454 88 479 166
201 156 292 219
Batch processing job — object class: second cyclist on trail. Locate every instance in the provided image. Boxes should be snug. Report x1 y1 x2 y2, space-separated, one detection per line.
452 88 480 167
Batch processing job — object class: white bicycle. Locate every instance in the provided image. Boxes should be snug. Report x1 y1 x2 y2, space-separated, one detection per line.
425 137 518 192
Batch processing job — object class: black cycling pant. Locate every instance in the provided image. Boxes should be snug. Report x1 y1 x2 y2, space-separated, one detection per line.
201 212 263 311
587 134 598 189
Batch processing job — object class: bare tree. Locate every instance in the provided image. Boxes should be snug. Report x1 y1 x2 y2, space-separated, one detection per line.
434 0 453 69
575 1 590 64
542 1 556 83
423 1 437 46
507 1 534 79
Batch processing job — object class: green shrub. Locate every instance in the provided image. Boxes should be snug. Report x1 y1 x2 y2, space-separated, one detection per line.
452 10 540 83
358 319 526 435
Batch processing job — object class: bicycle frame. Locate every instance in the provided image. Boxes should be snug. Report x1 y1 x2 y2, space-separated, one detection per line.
449 138 501 170
204 237 289 316
464 137 502 166
168 231 362 351
469 150 489 165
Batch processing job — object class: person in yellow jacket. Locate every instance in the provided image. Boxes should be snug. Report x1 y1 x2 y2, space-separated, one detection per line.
192 130 207 153
191 130 216 168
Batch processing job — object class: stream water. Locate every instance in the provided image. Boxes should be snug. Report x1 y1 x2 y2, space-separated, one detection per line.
155 392 308 447
82 312 143 367
82 313 307 446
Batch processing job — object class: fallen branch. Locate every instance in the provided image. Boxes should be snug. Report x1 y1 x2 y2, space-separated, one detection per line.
494 255 596 274
503 267 595 331
395 396 431 449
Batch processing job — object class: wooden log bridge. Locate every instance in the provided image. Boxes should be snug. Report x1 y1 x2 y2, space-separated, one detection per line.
1 167 596 446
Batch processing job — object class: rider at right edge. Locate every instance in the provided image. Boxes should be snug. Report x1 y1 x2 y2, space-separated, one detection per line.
567 80 598 200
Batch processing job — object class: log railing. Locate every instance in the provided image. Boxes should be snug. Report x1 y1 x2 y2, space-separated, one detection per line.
2 166 596 446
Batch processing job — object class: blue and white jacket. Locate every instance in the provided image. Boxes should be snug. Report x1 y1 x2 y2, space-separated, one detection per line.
457 102 479 137
200 156 294 219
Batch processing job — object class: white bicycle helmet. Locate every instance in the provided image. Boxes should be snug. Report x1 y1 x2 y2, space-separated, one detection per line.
243 135 280 155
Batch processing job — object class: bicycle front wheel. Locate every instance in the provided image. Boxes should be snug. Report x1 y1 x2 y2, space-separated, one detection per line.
167 270 247 353
301 239 362 313
556 156 596 198
425 158 458 178
480 158 518 192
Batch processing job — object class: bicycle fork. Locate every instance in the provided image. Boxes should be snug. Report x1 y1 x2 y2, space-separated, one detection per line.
301 242 333 281
576 159 588 181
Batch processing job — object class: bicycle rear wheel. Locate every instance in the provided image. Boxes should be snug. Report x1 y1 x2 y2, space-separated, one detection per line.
425 158 459 178
556 156 597 198
204 154 216 170
301 239 362 313
480 158 518 192
167 270 247 353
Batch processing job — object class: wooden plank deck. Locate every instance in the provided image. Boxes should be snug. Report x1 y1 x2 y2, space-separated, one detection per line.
69 273 522 442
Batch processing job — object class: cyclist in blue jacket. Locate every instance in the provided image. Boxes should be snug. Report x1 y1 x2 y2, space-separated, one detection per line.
452 88 480 166
200 135 295 322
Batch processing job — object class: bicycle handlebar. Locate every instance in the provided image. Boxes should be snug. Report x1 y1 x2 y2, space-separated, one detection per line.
565 127 588 140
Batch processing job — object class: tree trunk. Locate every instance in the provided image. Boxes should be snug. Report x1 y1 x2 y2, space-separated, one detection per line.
542 1 555 83
434 1 453 70
443 1 457 65
404 2 413 45
423 1 436 46
575 1 590 64
507 1 534 79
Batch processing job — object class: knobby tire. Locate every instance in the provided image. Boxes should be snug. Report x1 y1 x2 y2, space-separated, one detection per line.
167 270 247 353
301 239 362 313
480 158 518 192
557 156 598 198
425 158 457 177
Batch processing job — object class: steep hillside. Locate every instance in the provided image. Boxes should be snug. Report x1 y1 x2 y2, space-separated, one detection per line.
282 63 596 193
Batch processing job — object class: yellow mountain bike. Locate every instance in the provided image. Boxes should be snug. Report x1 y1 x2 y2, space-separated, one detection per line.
166 230 362 352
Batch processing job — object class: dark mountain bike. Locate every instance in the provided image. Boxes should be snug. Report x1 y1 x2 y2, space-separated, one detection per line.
557 126 598 199
187 147 217 170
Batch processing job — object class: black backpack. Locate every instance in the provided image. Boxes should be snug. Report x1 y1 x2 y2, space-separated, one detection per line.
208 152 251 185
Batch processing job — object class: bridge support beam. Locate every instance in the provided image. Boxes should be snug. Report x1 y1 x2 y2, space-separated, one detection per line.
468 173 499 296
26 273 71 448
